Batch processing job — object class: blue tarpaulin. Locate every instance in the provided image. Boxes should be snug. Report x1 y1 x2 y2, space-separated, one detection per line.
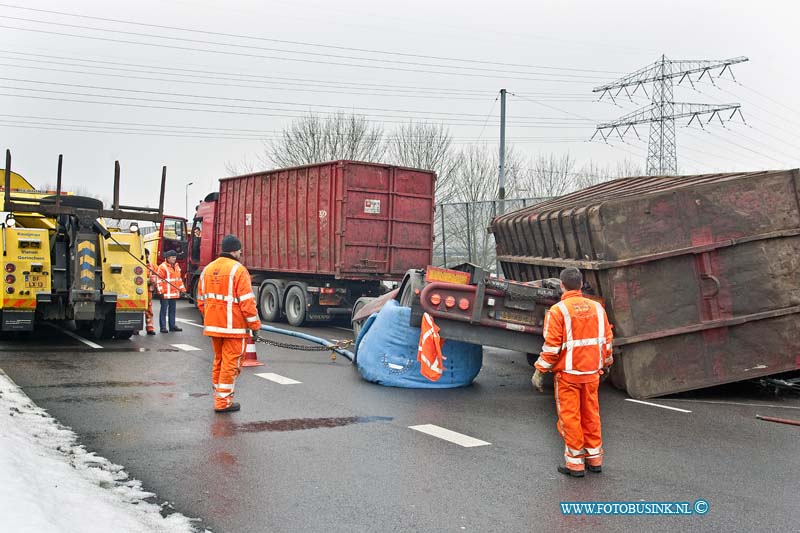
355 299 483 388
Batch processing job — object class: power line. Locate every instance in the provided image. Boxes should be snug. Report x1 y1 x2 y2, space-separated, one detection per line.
680 126 784 169
0 23 607 84
0 119 589 144
0 50 606 97
509 92 597 121
0 112 589 140
0 3 625 75
475 96 500 142
0 76 599 122
0 91 592 129
2 14 616 79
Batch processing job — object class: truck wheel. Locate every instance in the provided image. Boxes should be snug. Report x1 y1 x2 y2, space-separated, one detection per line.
259 284 280 322
399 271 424 308
351 298 370 338
92 318 115 340
285 286 307 327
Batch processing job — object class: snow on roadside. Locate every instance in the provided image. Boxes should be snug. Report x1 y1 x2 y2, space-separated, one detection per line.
0 369 201 532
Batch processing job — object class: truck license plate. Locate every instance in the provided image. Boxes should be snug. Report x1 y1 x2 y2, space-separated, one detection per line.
25 274 45 289
319 295 340 306
499 310 537 326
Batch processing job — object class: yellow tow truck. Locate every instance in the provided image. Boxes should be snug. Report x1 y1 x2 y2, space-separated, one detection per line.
1 150 168 338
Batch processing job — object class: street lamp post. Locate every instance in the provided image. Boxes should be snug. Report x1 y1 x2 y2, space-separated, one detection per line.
185 181 194 220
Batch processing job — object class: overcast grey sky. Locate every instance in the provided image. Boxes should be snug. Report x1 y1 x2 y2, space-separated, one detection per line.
2 0 798 218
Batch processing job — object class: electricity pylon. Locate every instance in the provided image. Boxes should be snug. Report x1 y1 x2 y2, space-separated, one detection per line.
592 55 748 175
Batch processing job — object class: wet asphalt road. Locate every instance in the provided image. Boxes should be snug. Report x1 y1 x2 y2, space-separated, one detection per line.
0 301 798 533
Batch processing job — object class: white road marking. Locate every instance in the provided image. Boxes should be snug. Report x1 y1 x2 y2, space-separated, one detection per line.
665 399 800 410
171 344 202 351
45 324 103 349
331 326 353 332
625 399 692 413
175 318 203 328
255 373 302 385
408 424 491 447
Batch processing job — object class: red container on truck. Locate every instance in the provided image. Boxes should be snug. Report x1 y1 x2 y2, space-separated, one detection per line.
187 161 435 326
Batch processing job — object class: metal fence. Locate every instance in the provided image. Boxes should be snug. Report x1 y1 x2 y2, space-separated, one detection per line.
433 198 548 272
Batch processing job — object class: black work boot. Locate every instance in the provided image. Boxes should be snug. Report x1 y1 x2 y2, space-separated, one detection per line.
587 464 602 473
215 402 241 413
557 465 585 478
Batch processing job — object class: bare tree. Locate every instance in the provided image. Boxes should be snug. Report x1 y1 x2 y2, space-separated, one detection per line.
573 158 644 190
440 145 524 269
263 112 385 168
518 152 577 198
386 122 459 203
224 154 258 176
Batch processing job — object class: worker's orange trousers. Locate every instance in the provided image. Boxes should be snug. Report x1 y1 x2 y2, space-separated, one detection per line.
211 337 246 410
144 292 155 333
554 373 603 472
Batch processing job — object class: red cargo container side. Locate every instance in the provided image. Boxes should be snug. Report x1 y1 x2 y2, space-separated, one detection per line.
217 161 435 280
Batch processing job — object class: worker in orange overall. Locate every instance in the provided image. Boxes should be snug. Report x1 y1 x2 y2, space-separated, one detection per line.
157 249 186 333
532 267 613 478
196 235 261 413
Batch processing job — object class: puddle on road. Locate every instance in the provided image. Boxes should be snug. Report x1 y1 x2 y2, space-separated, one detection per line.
32 381 177 389
212 416 393 437
43 394 146 403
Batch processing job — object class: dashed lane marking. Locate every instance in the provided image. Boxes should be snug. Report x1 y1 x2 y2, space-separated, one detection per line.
665 399 800 410
625 399 692 413
175 318 203 328
409 424 491 448
171 344 202 351
255 373 302 385
45 323 103 349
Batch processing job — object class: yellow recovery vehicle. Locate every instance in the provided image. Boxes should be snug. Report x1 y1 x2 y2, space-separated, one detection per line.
1 149 167 339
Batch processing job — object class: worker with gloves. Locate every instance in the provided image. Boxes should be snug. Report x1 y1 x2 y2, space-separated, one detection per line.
156 249 187 333
196 234 261 413
532 267 613 478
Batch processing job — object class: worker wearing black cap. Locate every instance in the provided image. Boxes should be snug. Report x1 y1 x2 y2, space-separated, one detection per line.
197 234 261 412
156 249 187 333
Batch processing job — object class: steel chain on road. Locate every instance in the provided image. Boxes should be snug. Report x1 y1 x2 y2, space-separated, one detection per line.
255 337 353 352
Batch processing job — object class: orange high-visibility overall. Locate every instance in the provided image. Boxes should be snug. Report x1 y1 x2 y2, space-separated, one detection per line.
535 290 613 472
156 261 185 298
197 256 261 410
144 261 157 333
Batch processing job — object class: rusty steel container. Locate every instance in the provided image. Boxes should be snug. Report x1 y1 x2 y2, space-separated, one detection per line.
491 170 800 398
217 161 435 280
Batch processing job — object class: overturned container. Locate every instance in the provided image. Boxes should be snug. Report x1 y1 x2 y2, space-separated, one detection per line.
491 170 800 399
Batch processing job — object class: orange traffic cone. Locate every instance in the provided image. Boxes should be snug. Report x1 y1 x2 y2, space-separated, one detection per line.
241 336 264 367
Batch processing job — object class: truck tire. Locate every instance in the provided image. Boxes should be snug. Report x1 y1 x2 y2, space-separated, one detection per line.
92 317 115 340
351 298 371 339
285 286 307 327
399 271 424 308
259 284 280 322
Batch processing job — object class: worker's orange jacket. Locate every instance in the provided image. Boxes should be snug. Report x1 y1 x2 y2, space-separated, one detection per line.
534 290 613 383
197 255 261 338
156 261 186 298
